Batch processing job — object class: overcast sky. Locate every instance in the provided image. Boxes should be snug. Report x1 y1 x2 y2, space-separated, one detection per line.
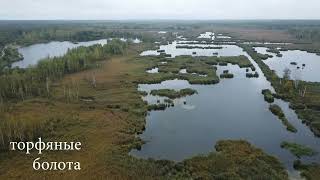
0 0 319 20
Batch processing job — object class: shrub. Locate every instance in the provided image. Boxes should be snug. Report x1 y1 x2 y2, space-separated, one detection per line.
147 104 166 111
150 88 198 99
220 73 234 79
262 89 274 103
246 72 259 78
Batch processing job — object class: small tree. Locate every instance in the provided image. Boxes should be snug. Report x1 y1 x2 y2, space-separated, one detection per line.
283 68 291 80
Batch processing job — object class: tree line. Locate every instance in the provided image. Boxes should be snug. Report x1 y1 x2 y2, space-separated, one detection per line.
0 39 127 102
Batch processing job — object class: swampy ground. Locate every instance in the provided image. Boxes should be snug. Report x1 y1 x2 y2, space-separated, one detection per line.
1 20 320 179
0 43 290 179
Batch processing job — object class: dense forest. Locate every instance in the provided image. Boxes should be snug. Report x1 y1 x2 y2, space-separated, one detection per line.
0 21 162 49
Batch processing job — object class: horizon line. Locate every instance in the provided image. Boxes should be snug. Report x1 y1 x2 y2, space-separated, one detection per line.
1 19 320 21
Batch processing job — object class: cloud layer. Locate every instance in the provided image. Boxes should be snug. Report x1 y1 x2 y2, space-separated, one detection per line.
0 0 319 20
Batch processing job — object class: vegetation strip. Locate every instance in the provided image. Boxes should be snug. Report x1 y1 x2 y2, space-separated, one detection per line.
269 104 297 133
241 44 320 137
150 88 198 99
281 141 317 158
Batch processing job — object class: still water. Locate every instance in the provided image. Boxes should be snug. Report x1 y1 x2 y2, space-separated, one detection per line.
132 40 320 178
13 39 108 68
141 41 245 57
255 47 320 82
14 38 141 68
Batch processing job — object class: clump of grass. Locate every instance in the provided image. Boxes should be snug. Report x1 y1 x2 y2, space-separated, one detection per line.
269 104 297 133
281 141 317 158
220 73 234 79
138 91 148 96
150 88 198 99
176 45 223 49
293 160 320 180
262 89 274 103
258 53 272 60
218 62 228 66
289 103 306 110
183 140 289 180
159 52 171 58
180 75 220 85
147 104 166 111
164 99 173 104
266 48 280 54
246 72 259 78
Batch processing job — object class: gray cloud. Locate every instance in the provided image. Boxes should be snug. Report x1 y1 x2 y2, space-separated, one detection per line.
0 0 319 20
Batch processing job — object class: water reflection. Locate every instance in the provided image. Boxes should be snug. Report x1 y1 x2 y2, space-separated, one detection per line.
132 38 320 178
14 38 141 68
14 39 109 68
140 41 246 57
146 67 159 74
255 47 320 82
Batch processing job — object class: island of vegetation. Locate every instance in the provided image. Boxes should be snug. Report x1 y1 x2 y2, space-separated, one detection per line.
241 44 320 137
262 89 275 103
220 70 234 79
0 20 319 179
281 141 317 158
269 104 297 133
150 88 198 99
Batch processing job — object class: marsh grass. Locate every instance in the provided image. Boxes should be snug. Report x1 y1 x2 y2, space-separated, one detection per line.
293 160 320 180
246 72 259 78
281 141 317 158
262 89 274 103
241 44 320 137
182 140 288 180
269 104 297 133
150 88 197 99
0 42 293 179
220 73 234 79
147 104 166 111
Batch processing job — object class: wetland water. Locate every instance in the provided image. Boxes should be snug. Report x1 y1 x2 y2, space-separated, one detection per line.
13 39 108 68
140 41 245 57
255 47 320 82
13 38 141 68
132 40 320 177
